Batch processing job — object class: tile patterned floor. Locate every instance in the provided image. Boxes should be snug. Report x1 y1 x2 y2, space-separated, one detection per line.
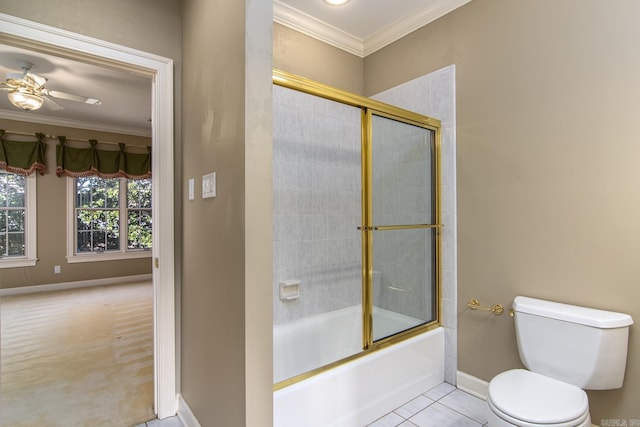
135 416 185 427
367 383 488 427
138 383 485 427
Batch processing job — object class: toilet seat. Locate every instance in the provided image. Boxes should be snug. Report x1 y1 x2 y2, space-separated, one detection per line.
488 369 590 427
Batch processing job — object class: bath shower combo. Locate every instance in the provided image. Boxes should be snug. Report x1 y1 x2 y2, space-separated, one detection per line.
272 70 444 426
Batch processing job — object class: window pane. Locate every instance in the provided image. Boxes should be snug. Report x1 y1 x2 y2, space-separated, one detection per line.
128 179 152 209
75 204 120 253
77 177 94 207
8 210 25 232
7 175 26 207
77 211 91 230
76 177 120 209
7 232 25 256
107 230 119 250
0 175 7 208
77 185 92 208
0 172 10 208
0 173 25 208
105 210 120 232
90 178 107 209
1 173 29 259
77 231 92 253
91 210 106 230
128 210 152 249
92 230 106 251
126 179 152 251
105 179 120 209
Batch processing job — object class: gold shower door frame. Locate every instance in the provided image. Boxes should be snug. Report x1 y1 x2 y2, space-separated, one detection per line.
273 70 442 389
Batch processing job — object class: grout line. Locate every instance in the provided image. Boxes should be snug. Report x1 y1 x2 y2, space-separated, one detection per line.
432 401 484 426
432 389 486 425
389 386 485 426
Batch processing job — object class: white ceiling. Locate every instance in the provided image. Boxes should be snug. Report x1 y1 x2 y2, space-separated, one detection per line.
0 0 469 135
0 44 152 137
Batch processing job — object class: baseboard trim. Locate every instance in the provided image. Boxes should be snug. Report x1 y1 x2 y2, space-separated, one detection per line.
456 371 488 400
177 394 201 427
0 274 152 297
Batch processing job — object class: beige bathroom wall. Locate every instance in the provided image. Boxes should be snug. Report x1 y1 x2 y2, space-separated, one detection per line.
181 0 272 425
0 0 182 61
180 0 245 422
273 23 364 95
365 0 640 422
0 119 152 288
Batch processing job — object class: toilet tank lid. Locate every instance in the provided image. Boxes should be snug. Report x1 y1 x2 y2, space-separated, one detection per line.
513 296 634 328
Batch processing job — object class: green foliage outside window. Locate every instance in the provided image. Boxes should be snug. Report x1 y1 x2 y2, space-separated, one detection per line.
75 177 152 253
127 179 152 249
0 172 26 257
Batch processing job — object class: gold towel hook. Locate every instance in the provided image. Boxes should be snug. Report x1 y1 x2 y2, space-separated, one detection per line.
467 298 504 315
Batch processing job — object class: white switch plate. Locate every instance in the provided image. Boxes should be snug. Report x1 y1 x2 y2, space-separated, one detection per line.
188 178 195 200
202 172 216 198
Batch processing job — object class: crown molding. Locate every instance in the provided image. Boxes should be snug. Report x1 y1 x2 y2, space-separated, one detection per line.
273 0 472 58
274 0 364 57
364 0 472 56
0 108 151 137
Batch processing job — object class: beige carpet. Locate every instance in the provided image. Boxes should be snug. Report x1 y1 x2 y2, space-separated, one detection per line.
1 281 155 427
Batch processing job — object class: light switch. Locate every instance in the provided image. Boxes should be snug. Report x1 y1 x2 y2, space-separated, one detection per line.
188 178 194 200
202 172 216 199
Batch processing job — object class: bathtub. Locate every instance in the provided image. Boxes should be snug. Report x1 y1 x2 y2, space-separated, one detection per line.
273 306 444 427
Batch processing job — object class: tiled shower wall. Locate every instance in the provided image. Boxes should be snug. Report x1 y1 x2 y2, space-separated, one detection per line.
373 65 458 385
273 65 457 384
272 86 362 325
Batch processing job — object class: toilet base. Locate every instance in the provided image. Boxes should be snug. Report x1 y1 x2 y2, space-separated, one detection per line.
486 399 591 427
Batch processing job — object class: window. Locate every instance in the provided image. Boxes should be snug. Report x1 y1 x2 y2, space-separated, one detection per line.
67 177 152 262
0 171 37 268
126 179 153 250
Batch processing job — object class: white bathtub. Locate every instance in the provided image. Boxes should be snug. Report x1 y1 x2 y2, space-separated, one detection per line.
273 306 444 427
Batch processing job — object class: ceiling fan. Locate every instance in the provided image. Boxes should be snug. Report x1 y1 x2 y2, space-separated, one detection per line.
0 61 102 111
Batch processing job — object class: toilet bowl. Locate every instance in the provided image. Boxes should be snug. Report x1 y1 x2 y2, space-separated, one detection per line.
485 296 633 427
486 369 590 427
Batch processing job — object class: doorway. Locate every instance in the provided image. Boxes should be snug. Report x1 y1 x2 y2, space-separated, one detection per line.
0 14 176 419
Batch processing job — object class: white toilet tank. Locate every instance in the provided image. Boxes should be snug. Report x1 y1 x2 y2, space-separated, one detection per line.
513 296 633 390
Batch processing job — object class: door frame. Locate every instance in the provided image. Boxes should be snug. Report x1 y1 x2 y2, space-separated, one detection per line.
0 13 177 418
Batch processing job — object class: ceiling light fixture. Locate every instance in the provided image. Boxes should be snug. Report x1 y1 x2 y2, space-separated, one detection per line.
8 88 44 111
323 0 351 6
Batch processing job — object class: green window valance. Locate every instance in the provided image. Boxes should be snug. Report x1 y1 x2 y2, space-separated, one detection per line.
0 130 47 176
56 137 151 180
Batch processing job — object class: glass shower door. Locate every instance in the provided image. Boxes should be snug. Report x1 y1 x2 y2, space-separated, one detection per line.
273 70 442 387
272 85 364 384
369 113 439 342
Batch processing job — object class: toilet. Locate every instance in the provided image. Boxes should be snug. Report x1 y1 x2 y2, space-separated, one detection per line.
486 296 634 427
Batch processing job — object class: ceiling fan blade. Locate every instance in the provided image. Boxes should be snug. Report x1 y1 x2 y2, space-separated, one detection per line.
42 96 64 111
24 72 47 88
44 89 102 105
5 73 25 87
